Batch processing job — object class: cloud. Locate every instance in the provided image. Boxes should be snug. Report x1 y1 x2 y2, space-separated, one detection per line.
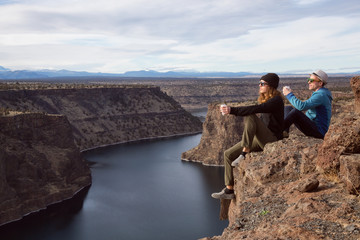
0 0 359 73
295 0 326 5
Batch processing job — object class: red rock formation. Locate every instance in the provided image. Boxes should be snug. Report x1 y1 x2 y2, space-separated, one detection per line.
340 155 360 194
317 115 360 172
351 76 360 113
206 133 360 240
0 113 91 226
316 76 360 194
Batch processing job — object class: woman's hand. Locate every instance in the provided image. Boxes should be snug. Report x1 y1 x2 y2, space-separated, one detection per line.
220 105 230 115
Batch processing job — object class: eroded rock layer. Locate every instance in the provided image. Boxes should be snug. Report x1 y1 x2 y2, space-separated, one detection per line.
0 113 91 226
0 86 202 150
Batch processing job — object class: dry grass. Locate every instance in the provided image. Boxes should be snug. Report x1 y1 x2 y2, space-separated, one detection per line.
322 170 341 183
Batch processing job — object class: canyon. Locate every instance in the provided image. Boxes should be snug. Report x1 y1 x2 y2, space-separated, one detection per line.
80 76 351 111
0 85 203 150
0 84 202 226
0 76 356 237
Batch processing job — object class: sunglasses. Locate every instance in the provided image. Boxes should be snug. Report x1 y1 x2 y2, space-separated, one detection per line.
259 81 268 86
307 78 321 83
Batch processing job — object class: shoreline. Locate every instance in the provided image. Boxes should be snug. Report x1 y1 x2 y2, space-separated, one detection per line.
80 131 203 153
0 183 92 228
181 158 224 167
0 131 203 228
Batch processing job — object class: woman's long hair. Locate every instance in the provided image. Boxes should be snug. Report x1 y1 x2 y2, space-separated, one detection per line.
257 87 283 104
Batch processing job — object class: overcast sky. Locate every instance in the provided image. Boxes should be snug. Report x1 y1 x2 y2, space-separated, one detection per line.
0 0 360 74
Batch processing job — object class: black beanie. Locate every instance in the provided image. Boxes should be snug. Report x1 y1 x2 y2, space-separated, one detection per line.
260 73 279 89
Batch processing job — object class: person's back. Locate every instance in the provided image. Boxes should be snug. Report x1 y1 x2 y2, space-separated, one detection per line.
305 87 332 136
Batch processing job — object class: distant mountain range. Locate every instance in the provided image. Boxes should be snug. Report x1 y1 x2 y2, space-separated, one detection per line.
0 65 359 79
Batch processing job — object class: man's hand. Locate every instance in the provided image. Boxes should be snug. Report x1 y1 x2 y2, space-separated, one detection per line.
282 86 292 96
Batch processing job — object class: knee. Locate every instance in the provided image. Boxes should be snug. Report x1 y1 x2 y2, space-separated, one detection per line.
285 107 301 118
284 106 294 117
224 148 238 163
224 149 232 163
284 105 293 112
244 114 256 125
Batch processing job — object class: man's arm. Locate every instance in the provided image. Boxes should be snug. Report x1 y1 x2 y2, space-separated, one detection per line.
286 91 324 111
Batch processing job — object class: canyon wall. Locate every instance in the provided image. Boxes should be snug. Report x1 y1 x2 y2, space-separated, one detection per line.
181 103 246 166
0 113 91 226
0 86 202 150
86 76 351 111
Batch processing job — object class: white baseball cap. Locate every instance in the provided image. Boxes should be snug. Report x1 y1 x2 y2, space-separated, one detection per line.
312 70 328 85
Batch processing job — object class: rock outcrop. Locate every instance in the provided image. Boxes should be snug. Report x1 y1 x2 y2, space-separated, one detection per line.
0 113 91 226
317 115 360 173
208 133 359 239
181 102 250 165
193 76 360 239
351 76 360 114
0 86 202 150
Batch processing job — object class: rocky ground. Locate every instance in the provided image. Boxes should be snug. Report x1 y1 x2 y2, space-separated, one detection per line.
196 77 360 239
213 132 360 240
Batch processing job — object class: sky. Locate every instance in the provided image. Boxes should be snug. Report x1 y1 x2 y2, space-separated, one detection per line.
0 0 360 74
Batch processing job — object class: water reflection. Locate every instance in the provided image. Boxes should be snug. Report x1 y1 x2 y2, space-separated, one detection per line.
0 186 90 240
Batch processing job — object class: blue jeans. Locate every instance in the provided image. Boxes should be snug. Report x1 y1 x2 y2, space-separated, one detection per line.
284 106 324 139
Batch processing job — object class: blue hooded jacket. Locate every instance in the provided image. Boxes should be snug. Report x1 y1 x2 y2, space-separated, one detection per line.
286 88 332 136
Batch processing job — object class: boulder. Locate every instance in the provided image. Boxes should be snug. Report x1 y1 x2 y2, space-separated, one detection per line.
340 154 360 194
350 76 360 113
317 115 360 172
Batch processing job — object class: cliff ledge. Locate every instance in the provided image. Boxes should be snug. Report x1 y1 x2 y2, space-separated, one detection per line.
0 113 91 226
195 76 360 239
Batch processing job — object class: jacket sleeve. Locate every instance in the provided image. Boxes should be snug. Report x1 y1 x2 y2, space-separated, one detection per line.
230 96 282 116
286 91 324 111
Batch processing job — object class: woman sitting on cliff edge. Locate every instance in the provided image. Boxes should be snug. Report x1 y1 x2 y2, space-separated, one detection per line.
212 73 284 199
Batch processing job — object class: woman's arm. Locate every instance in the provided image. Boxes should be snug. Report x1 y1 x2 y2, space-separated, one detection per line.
230 96 282 116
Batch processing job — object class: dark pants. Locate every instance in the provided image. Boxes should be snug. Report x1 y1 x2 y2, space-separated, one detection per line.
284 106 324 139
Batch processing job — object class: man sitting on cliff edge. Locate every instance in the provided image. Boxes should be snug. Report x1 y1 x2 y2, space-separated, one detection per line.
282 70 332 139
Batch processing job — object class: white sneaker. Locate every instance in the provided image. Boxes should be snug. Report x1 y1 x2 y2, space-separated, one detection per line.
211 188 235 199
231 154 244 167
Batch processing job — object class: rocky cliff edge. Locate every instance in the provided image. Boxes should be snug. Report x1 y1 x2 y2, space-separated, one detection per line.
194 76 360 239
0 86 203 150
0 113 91 226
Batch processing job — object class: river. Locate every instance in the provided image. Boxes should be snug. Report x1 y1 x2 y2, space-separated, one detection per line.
1 130 228 239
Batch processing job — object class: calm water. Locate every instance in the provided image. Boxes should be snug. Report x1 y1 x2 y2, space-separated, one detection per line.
1 133 228 240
